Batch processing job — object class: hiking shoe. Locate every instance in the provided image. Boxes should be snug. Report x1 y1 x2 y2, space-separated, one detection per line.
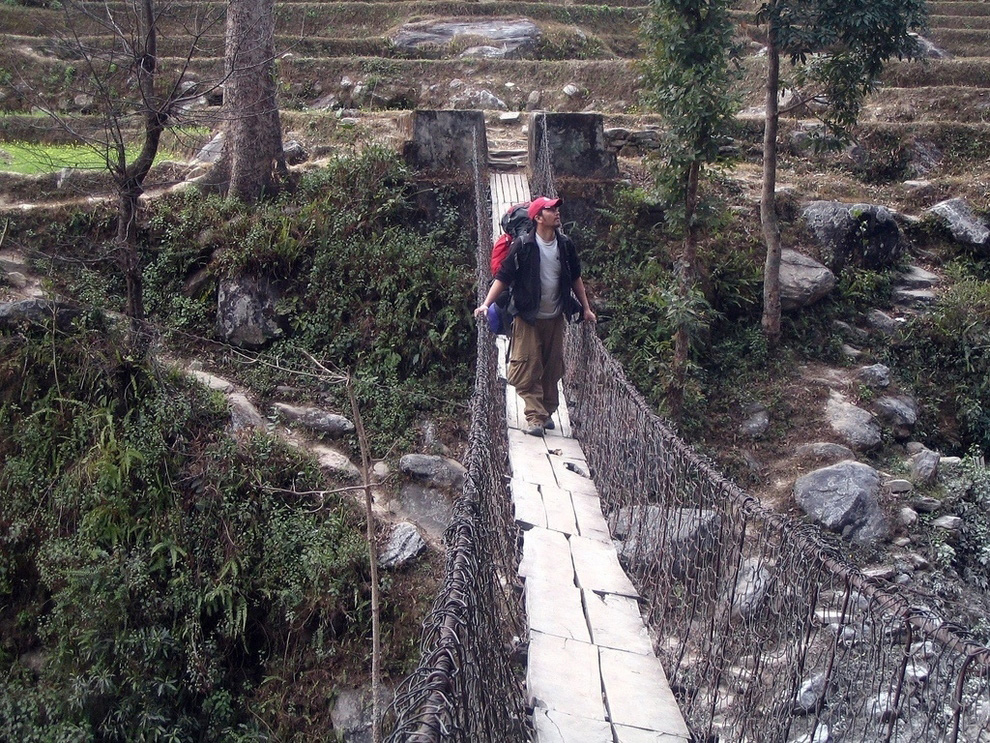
544 418 555 430
524 423 545 437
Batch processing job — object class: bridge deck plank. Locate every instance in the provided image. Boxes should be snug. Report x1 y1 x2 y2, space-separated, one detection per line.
528 631 605 721
511 477 547 529
570 534 639 598
570 492 611 543
540 483 578 535
526 577 591 643
584 592 654 655
518 526 572 580
600 647 692 738
613 725 692 743
533 709 614 743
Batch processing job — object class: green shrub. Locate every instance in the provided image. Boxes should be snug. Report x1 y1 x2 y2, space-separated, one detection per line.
0 321 372 740
893 279 990 453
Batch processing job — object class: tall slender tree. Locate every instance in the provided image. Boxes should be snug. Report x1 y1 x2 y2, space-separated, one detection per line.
642 0 739 418
757 0 927 343
205 0 286 202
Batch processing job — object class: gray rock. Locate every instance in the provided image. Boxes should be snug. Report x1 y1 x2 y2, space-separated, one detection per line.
795 442 855 464
870 691 900 722
282 139 307 166
613 505 721 580
449 88 507 110
379 522 426 569
0 298 81 330
910 496 941 513
228 392 265 431
886 479 913 494
331 685 394 743
393 19 540 57
739 407 769 438
826 392 882 451
866 309 903 338
563 83 583 98
893 287 937 307
857 363 891 388
794 460 887 545
780 249 836 311
874 395 919 439
393 483 454 538
802 201 907 274
399 454 466 489
217 276 285 349
833 320 869 345
910 449 940 485
313 444 361 481
794 671 828 714
932 515 963 532
899 265 939 289
273 403 354 438
926 198 989 251
5 271 27 289
189 370 234 393
730 557 772 620
193 131 225 164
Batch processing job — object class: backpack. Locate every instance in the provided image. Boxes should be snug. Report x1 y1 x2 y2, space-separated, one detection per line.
486 202 531 336
490 202 531 276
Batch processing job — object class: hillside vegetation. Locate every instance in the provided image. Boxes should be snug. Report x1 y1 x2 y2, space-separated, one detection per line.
1 0 990 737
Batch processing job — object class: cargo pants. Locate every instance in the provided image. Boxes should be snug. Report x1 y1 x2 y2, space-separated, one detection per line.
506 314 565 426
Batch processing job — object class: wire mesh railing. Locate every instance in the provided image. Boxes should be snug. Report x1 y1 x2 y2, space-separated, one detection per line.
563 322 990 743
385 164 529 741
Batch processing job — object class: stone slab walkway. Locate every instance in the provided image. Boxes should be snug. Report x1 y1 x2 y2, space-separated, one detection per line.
491 172 691 743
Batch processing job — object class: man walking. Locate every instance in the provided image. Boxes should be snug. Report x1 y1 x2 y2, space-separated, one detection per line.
474 196 596 437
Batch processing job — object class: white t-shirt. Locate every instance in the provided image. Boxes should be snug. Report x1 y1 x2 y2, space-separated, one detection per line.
536 233 561 319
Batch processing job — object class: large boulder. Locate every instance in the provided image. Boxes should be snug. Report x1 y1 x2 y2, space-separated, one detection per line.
802 201 906 274
392 19 540 58
273 403 354 438
794 460 887 545
612 505 721 580
925 198 990 253
873 395 919 440
379 522 427 569
398 454 466 489
0 298 82 331
780 249 836 311
216 276 285 349
826 391 882 452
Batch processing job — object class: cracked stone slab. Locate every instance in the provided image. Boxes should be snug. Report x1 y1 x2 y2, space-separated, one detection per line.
528 630 605 721
526 577 591 643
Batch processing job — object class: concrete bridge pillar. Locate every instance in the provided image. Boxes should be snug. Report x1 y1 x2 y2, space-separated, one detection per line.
400 109 488 175
528 112 618 232
399 109 488 234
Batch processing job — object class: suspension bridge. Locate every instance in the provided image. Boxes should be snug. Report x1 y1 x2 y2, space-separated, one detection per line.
386 111 990 743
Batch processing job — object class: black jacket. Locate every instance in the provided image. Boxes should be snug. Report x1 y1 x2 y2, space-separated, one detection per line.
494 228 582 325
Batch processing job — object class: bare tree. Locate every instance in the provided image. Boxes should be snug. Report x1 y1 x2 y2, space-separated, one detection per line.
22 0 224 321
203 0 287 203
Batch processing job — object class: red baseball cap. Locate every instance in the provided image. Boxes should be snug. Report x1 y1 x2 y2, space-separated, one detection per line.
527 196 562 220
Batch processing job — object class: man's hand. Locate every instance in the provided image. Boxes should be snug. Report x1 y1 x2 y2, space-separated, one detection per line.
583 306 597 324
473 304 489 320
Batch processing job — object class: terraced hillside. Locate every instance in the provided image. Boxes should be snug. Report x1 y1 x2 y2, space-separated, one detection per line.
1 0 988 191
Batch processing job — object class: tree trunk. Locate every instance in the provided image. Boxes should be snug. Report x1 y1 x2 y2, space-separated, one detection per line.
760 23 783 345
670 159 701 421
113 0 162 323
210 0 286 202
